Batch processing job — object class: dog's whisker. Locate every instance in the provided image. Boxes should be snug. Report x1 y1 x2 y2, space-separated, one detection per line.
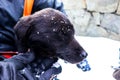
56 50 70 54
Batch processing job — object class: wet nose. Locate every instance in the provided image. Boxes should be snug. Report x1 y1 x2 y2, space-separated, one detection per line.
80 51 88 58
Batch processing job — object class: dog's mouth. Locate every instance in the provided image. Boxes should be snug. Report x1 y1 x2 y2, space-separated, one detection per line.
56 50 88 64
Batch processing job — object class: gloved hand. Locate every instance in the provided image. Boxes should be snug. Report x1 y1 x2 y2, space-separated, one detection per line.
4 51 35 70
27 57 62 80
0 52 62 80
0 51 35 80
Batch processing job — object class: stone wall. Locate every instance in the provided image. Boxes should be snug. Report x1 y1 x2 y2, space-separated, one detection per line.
62 0 120 41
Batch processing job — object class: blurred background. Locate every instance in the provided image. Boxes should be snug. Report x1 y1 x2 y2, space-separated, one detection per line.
57 0 120 80
58 36 120 80
62 0 120 41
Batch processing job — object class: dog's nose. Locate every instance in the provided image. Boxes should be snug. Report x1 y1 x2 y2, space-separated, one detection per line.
80 51 87 58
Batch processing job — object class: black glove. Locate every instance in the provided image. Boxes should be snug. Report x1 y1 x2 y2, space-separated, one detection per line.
0 52 35 80
20 63 62 80
39 66 61 80
4 51 35 70
27 57 62 80
0 52 62 80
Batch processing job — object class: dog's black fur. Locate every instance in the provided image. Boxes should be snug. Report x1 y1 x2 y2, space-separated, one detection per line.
14 8 87 64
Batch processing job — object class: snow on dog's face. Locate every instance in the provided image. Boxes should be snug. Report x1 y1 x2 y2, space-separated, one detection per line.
14 8 87 64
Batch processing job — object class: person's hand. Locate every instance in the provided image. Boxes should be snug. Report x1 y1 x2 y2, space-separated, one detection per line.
0 52 62 80
4 51 35 70
27 57 62 80
39 62 62 80
0 51 35 80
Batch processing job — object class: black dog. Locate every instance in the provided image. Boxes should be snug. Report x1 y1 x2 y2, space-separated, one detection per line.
0 8 88 80
14 8 87 64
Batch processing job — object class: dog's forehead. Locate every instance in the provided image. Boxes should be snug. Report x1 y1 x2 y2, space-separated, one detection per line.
31 9 74 34
33 8 65 17
32 8 70 25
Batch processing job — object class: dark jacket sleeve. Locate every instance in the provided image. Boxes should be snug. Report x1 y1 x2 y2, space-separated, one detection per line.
4 52 35 70
0 62 16 80
0 52 35 80
32 0 66 14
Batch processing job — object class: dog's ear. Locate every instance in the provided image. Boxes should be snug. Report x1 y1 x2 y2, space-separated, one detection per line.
14 16 33 53
14 16 33 40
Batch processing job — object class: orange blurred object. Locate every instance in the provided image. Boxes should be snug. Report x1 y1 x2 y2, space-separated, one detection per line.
23 0 34 16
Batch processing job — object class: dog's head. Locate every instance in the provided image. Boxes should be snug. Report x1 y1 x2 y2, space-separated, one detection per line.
14 8 87 64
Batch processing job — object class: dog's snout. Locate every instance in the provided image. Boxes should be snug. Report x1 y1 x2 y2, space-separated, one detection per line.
80 51 87 58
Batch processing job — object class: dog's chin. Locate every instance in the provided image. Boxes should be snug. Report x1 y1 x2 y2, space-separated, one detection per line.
67 60 85 64
59 56 85 64
63 60 84 64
